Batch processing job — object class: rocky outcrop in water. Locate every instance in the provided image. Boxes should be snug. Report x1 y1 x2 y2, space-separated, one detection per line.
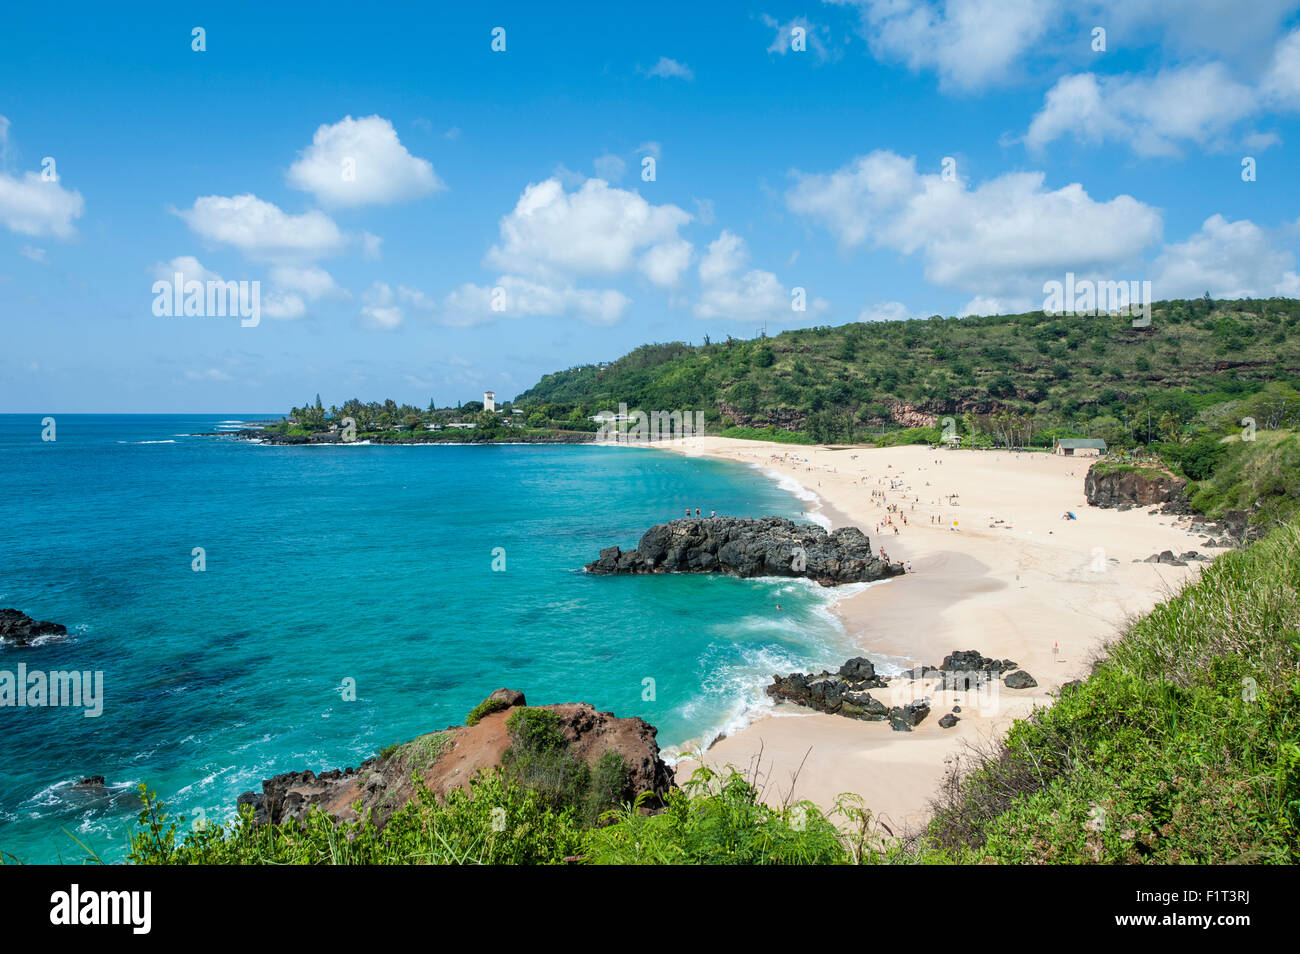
236 690 674 828
1085 465 1186 509
585 517 902 586
0 608 67 647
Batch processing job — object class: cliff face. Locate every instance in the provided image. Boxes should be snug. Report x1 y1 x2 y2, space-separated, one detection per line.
1084 465 1187 509
585 516 903 586
236 692 674 827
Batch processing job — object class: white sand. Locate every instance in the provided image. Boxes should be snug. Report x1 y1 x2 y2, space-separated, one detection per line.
641 437 1219 832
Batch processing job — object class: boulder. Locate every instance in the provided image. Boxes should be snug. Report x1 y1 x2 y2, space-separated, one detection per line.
938 713 959 729
888 702 930 732
486 688 526 709
1004 670 1039 689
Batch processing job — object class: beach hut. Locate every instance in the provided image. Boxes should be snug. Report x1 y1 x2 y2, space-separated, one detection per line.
1053 438 1107 457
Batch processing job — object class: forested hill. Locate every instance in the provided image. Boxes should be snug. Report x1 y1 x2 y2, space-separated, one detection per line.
516 298 1300 443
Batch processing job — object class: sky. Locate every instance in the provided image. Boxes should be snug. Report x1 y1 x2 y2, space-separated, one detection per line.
2 0 1300 413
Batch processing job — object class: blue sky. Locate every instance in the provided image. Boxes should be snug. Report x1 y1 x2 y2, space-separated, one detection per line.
3 0 1300 412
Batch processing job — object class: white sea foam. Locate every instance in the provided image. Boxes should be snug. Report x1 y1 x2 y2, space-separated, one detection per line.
757 466 831 529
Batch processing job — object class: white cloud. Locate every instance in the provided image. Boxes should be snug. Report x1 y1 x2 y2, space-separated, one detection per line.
262 291 307 320
360 281 404 330
639 239 693 288
832 0 1056 91
1025 65 1259 156
18 245 46 263
174 194 346 262
0 116 83 239
152 255 221 285
487 177 693 286
694 230 825 321
959 295 1030 317
858 300 915 322
786 149 1162 299
1243 130 1282 150
287 115 444 207
153 256 308 320
0 170 84 238
441 276 630 327
1263 28 1300 109
645 57 694 80
832 1 1300 92
361 231 383 260
269 264 341 299
1090 0 1300 62
1153 214 1300 299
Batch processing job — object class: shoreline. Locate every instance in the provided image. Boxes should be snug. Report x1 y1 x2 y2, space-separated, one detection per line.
648 436 1219 831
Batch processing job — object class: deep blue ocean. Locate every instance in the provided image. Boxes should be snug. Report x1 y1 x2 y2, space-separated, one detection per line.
0 414 864 863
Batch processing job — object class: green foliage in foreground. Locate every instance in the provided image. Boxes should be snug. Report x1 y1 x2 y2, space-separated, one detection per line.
925 519 1300 864
125 767 856 865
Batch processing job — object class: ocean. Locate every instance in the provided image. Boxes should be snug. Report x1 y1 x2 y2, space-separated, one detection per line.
0 414 869 862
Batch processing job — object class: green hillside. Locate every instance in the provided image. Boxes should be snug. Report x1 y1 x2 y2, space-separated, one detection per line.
517 297 1300 446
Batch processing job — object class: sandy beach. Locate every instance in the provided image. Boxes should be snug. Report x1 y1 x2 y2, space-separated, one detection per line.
643 437 1220 833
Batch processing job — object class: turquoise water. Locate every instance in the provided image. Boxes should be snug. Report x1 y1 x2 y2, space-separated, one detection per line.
0 414 862 863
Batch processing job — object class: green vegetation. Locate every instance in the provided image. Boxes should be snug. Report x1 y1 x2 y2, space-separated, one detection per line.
125 765 848 865
382 732 452 774
1187 430 1300 526
516 299 1300 449
924 519 1300 863
717 424 814 444
126 518 1300 865
465 697 511 726
499 707 631 827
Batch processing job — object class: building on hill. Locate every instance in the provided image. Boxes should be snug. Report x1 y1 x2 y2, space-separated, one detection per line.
1054 438 1107 457
483 390 496 412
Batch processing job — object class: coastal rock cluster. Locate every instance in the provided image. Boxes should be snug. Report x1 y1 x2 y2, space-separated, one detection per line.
767 651 1040 730
585 516 902 586
236 690 674 828
0 608 67 647
1084 465 1187 509
766 657 930 731
1137 549 1209 567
